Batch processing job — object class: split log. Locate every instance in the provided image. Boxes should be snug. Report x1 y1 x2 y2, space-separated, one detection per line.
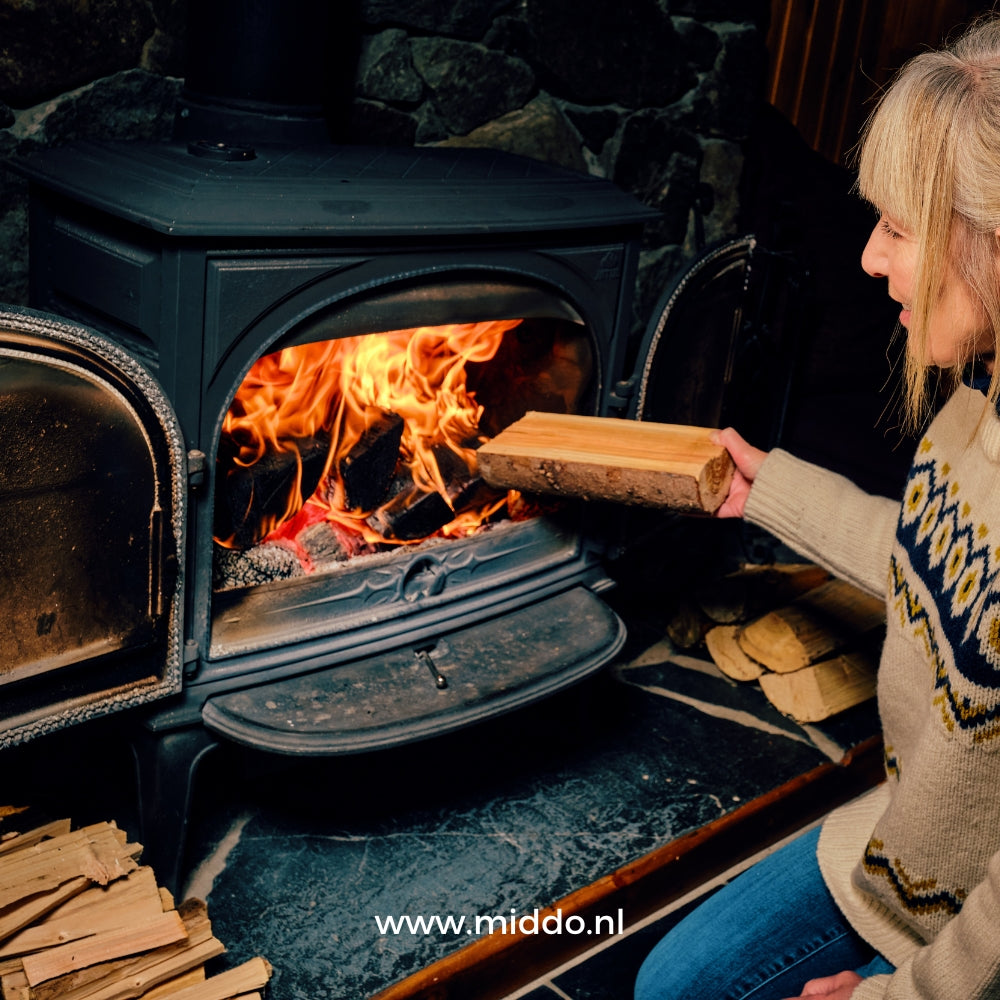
696 563 832 625
736 579 885 674
21 911 188 987
476 412 734 514
758 647 878 723
0 867 166 959
0 823 71 858
216 434 330 548
704 626 765 681
144 958 271 1000
1 969 28 1000
139 967 205 999
0 816 271 1000
338 409 403 511
0 824 140 912
0 879 92 945
29 898 223 1000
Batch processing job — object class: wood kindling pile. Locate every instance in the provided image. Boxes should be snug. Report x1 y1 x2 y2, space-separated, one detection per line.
701 569 886 723
0 820 271 1000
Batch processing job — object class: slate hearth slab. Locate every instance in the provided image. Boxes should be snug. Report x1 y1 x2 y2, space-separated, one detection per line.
182 652 860 1000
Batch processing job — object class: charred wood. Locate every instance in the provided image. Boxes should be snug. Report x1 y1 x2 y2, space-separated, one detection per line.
213 543 302 591
367 487 454 541
338 409 403 511
215 434 330 548
298 521 376 566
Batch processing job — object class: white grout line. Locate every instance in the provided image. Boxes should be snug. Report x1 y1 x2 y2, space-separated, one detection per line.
182 810 254 901
621 677 820 749
616 648 850 762
799 723 852 763
499 817 826 1000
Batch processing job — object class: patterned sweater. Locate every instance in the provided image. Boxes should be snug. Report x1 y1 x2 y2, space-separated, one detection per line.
744 383 1000 1000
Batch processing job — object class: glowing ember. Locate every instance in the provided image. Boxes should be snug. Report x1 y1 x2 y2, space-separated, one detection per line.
216 320 523 554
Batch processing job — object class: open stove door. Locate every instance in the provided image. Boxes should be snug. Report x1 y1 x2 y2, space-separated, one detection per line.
0 307 185 747
626 235 800 449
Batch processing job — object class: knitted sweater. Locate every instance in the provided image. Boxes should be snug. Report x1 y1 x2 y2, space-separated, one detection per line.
744 383 1000 1000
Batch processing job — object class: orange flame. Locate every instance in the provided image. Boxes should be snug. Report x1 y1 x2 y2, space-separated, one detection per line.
217 320 522 551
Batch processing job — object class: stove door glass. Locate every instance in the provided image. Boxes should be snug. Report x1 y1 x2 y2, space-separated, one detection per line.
0 310 185 746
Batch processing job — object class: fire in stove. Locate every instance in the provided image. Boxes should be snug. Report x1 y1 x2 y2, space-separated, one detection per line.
212 319 591 590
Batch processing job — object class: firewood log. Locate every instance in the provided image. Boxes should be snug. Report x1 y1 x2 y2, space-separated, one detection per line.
736 579 885 674
476 412 734 514
758 647 878 723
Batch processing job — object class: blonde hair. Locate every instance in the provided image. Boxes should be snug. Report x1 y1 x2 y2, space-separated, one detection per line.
857 16 1000 428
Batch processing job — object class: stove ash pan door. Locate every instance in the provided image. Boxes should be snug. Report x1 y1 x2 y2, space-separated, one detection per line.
0 307 185 746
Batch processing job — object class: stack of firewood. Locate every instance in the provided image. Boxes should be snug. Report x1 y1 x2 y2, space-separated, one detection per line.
0 818 271 1000
703 570 886 723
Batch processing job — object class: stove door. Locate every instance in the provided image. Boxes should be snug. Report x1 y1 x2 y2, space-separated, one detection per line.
0 307 185 746
628 235 798 449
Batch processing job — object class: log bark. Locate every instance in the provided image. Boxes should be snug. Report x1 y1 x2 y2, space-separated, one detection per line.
476 412 734 514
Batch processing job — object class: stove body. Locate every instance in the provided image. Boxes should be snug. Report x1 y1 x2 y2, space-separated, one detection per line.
10 138 668 745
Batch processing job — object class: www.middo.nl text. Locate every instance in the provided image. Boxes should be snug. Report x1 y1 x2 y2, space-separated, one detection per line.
373 908 625 938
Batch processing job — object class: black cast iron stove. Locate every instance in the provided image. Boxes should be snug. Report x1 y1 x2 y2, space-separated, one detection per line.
6 116 673 886
2 0 792 892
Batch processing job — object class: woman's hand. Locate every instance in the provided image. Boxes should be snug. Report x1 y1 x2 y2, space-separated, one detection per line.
711 426 768 519
782 970 863 999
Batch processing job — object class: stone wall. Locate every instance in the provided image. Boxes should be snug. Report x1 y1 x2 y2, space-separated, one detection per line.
0 0 769 326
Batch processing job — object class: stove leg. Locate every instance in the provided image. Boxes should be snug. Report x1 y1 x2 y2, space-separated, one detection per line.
129 724 220 899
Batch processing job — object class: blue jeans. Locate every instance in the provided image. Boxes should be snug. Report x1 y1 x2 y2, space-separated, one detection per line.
634 826 895 1000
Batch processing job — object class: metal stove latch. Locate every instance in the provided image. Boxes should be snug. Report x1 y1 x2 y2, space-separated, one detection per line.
607 377 636 412
187 449 207 492
415 646 447 690
182 639 201 679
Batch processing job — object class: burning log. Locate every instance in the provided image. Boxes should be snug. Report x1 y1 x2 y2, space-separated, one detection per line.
366 442 503 542
213 543 303 591
367 486 454 542
215 434 330 548
338 408 404 511
298 521 376 566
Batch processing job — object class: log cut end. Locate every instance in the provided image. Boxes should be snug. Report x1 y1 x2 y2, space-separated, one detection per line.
476 412 735 514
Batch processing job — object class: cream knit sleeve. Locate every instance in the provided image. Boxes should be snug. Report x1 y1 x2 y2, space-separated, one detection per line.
850 849 1000 999
743 449 900 599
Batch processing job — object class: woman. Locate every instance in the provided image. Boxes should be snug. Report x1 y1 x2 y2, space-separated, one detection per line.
635 16 1000 1000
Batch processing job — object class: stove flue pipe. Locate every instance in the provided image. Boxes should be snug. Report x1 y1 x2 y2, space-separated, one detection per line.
174 0 357 147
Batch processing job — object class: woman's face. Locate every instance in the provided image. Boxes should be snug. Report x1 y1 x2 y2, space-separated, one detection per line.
861 214 992 367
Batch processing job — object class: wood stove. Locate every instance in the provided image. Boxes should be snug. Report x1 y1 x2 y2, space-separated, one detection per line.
4 132 746 883
0 0 796 892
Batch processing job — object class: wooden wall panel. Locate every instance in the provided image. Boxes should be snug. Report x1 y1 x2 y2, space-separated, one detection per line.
766 0 990 164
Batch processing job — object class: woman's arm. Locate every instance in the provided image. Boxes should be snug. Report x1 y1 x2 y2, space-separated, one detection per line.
846 849 1000 1000
712 428 900 599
